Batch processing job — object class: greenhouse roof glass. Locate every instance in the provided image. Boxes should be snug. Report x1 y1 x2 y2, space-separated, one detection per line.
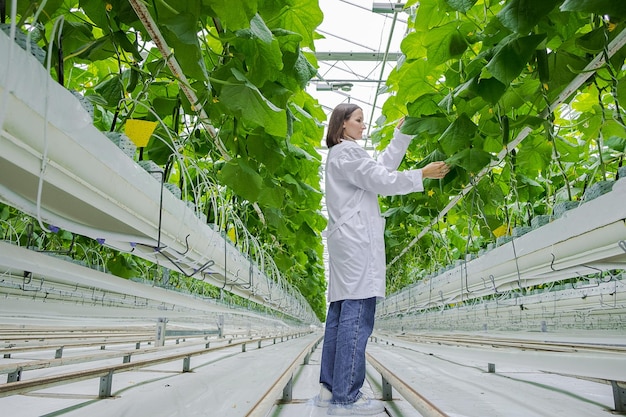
306 0 409 145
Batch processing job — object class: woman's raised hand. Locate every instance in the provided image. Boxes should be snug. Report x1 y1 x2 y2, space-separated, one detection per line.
422 161 450 179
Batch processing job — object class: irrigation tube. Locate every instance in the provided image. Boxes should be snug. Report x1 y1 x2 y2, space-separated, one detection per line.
389 27 626 267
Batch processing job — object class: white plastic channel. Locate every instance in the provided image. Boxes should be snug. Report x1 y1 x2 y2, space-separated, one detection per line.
0 30 316 323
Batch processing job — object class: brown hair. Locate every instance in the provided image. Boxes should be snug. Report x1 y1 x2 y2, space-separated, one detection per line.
326 103 362 148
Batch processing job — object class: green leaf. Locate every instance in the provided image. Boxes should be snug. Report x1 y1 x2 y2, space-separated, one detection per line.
605 136 626 153
258 0 323 49
517 134 552 171
206 0 258 30
554 135 582 163
153 96 179 118
400 32 427 61
406 94 443 117
425 22 469 66
160 13 208 80
218 158 263 202
390 59 438 105
290 51 318 90
247 134 285 173
8 0 65 23
476 77 507 105
233 14 283 84
94 74 123 107
446 0 478 13
497 0 561 34
438 113 478 155
560 0 626 19
576 27 607 54
486 33 546 85
446 148 492 173
546 51 588 101
220 69 288 137
259 179 286 208
106 255 138 279
112 31 142 62
401 116 449 136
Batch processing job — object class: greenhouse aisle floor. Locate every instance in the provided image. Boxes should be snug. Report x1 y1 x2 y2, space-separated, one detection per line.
272 332 620 417
0 310 622 417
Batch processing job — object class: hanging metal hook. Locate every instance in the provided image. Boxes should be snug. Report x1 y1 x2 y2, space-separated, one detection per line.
489 274 499 294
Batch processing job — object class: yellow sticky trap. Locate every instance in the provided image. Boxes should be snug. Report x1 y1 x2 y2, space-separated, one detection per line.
125 119 157 147
493 224 508 238
227 226 237 243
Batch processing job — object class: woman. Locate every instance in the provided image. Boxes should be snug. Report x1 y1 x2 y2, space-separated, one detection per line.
314 103 449 415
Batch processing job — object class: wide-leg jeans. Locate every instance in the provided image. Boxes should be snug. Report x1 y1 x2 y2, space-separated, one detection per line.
319 297 377 404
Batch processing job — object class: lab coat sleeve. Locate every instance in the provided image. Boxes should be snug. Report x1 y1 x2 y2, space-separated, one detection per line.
376 128 413 171
332 143 424 196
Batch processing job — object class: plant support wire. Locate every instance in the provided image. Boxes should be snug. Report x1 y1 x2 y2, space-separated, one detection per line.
389 27 626 267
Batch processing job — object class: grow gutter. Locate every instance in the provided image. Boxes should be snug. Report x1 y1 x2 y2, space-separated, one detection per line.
0 31 315 324
381 177 626 311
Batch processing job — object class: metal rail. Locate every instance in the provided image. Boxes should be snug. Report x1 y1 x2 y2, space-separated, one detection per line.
394 333 626 354
0 331 311 398
0 334 227 378
245 335 323 417
366 351 450 417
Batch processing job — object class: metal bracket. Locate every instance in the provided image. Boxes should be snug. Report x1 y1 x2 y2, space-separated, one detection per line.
7 368 22 383
99 370 114 398
612 381 626 412
282 375 293 402
381 375 393 401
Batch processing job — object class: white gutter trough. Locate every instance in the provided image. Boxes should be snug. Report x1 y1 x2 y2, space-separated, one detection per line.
380 177 626 314
0 31 315 324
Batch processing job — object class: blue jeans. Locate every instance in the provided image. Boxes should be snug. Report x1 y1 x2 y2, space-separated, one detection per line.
319 297 377 404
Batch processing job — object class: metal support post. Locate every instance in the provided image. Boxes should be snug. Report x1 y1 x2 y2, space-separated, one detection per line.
282 375 293 402
217 314 224 338
123 354 131 363
135 342 141 349
155 317 167 347
55 346 64 359
488 363 496 373
205 342 210 349
99 370 114 398
242 343 246 352
258 340 262 349
381 375 393 401
7 368 22 382
183 356 191 372
612 381 626 412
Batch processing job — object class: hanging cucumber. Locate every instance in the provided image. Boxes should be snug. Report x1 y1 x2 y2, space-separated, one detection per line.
536 48 550 86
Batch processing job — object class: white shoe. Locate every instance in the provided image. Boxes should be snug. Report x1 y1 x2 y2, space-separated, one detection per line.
312 384 333 407
327 395 385 415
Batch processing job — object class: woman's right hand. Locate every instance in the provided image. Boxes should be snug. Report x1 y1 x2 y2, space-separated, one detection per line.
421 161 450 179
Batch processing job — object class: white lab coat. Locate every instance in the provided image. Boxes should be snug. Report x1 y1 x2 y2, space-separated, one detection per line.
324 129 424 302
